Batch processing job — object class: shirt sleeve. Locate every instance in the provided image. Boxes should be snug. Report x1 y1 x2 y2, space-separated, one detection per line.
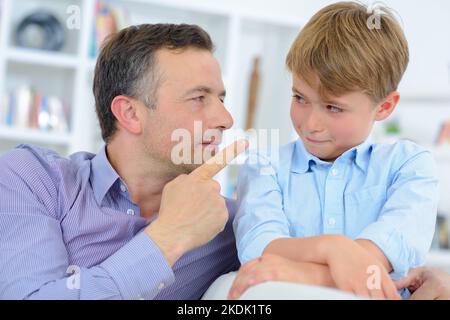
234 153 292 264
356 150 439 277
0 149 174 300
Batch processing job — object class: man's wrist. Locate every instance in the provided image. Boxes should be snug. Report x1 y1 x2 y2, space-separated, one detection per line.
144 222 186 266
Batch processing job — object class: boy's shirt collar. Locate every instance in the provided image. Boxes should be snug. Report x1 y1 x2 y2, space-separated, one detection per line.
291 138 373 174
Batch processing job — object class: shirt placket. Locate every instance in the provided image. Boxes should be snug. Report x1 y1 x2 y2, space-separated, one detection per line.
322 163 346 234
118 181 140 217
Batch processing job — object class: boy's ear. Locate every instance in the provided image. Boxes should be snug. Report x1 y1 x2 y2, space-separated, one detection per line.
374 91 400 121
110 96 144 135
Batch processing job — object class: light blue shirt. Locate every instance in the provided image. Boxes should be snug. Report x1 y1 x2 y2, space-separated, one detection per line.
234 139 439 279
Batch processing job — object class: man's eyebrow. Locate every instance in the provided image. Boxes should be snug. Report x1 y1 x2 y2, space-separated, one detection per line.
183 86 226 98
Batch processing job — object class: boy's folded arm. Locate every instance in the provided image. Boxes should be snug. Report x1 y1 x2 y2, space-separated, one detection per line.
264 236 393 272
355 150 439 275
263 235 342 264
234 155 293 263
355 239 393 273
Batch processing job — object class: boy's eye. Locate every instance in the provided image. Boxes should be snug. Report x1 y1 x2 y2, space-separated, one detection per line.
293 94 306 104
327 105 343 113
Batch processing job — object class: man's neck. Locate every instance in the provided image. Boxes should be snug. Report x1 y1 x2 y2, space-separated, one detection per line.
106 142 176 220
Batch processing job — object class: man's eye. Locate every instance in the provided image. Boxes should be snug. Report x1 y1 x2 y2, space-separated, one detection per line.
327 105 343 113
293 94 306 104
192 96 205 102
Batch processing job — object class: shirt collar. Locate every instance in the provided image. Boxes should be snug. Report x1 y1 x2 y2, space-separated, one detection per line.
291 138 373 174
90 144 121 205
352 139 373 173
291 139 319 174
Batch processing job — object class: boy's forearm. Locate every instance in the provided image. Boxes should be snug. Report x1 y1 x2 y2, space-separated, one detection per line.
296 261 336 288
263 234 350 264
264 236 393 274
355 239 393 273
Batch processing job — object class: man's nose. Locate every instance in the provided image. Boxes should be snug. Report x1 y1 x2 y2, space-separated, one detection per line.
211 100 234 130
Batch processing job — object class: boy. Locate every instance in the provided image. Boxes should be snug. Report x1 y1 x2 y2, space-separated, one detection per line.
231 2 438 300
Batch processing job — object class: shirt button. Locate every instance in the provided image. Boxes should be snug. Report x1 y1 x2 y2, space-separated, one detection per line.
120 184 127 192
127 209 135 216
158 282 166 290
328 218 336 226
331 168 339 176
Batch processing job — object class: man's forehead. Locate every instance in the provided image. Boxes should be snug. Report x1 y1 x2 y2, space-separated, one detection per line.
155 47 218 69
155 48 223 88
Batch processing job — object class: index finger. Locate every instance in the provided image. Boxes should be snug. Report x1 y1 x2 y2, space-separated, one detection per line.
190 139 249 180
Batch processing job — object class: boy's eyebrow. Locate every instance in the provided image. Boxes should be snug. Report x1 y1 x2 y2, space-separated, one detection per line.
323 98 350 108
292 86 350 108
291 87 309 99
183 86 226 98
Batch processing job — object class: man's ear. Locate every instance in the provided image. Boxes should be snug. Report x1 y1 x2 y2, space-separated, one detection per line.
110 96 143 135
374 91 400 121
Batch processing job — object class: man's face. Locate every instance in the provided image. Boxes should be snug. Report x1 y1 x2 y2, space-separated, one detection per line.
141 47 233 174
290 74 379 162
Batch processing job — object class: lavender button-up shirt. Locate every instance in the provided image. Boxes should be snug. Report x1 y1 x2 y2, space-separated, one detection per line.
0 144 239 299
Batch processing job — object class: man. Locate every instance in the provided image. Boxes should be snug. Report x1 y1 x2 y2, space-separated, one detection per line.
0 24 247 299
395 267 450 300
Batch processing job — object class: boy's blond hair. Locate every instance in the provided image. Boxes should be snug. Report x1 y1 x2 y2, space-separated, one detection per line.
286 1 409 103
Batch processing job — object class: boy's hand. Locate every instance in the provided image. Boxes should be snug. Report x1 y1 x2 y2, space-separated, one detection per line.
326 237 401 300
228 254 330 300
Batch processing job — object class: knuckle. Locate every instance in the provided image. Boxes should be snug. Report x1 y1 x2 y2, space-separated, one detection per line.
211 180 222 192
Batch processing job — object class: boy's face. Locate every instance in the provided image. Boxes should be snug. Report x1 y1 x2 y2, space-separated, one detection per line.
290 74 392 162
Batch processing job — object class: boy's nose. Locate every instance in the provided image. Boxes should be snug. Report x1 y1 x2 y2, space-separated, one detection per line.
304 109 324 133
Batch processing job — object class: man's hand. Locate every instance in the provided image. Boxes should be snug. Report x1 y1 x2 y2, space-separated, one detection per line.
145 139 248 266
326 236 401 300
395 267 450 300
228 254 335 299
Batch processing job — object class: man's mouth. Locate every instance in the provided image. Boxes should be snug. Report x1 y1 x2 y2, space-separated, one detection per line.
201 140 221 146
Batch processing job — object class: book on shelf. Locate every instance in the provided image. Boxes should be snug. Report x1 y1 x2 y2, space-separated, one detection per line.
0 85 70 133
90 1 130 59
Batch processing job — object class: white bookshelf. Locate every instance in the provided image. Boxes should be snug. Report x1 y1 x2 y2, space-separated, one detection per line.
0 0 302 196
0 125 71 145
5 47 79 68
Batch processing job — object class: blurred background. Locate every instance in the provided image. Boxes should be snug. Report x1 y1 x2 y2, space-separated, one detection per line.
0 0 449 271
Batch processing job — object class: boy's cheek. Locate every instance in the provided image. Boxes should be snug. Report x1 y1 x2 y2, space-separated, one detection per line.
290 108 304 131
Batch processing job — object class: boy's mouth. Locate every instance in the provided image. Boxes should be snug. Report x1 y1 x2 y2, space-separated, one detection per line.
305 137 328 144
